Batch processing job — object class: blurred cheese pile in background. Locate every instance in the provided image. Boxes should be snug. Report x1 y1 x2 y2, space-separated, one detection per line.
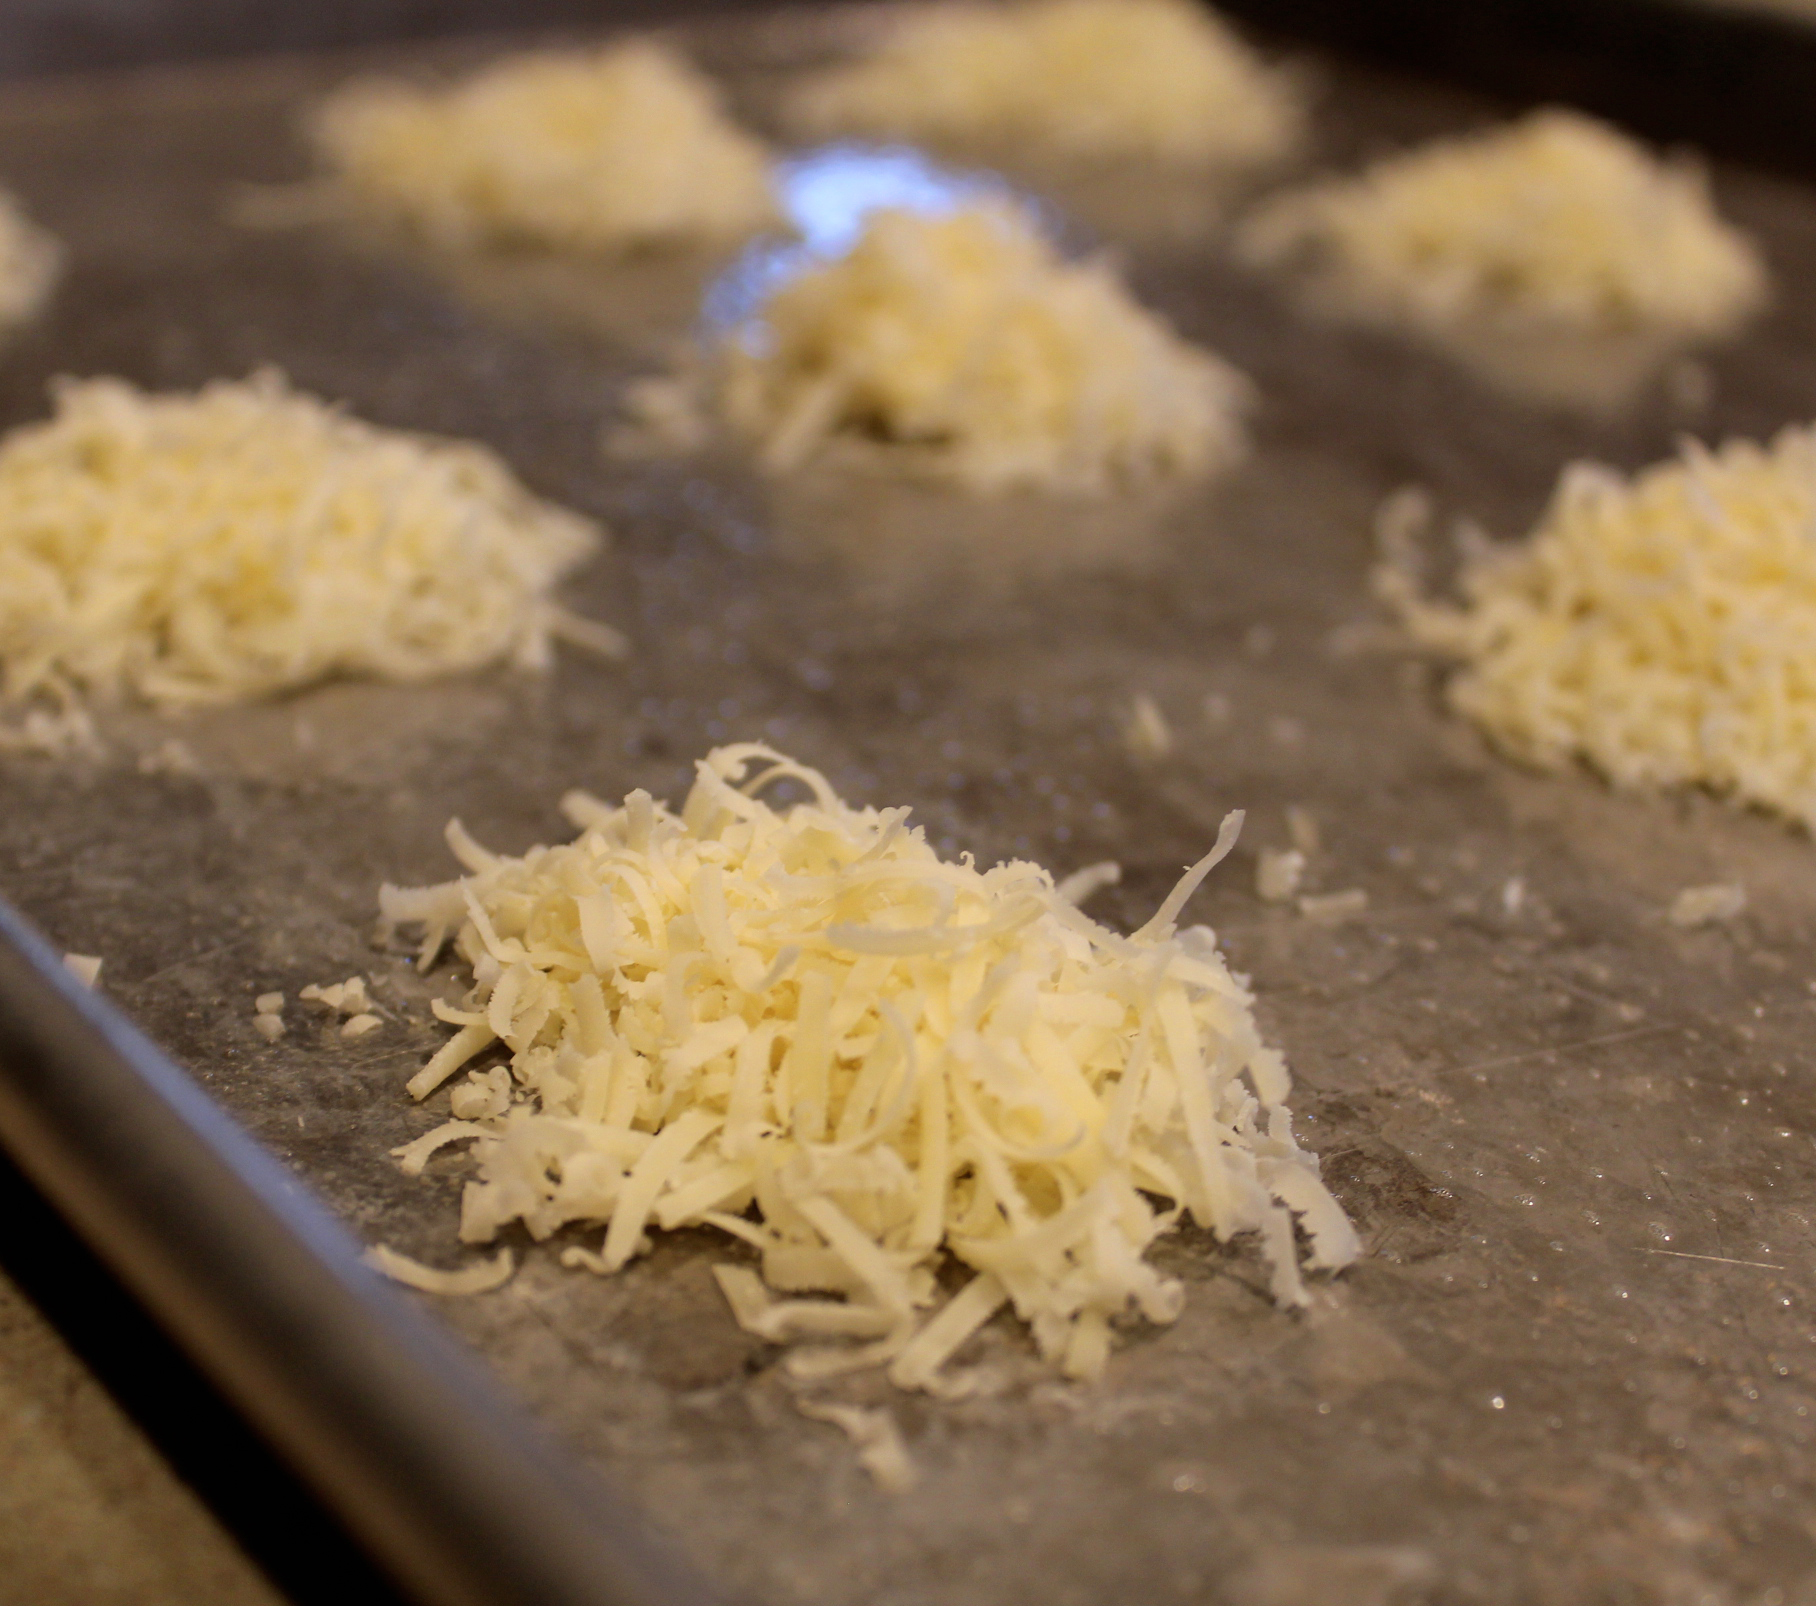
1238 109 1766 344
381 744 1357 1392
785 0 1304 168
0 188 60 332
308 41 777 252
700 203 1251 493
0 371 608 755
1377 426 1816 830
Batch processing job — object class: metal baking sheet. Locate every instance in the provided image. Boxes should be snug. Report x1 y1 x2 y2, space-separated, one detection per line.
4 12 1816 1603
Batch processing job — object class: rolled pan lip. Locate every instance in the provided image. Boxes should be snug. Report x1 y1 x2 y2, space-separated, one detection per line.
0 893 726 1606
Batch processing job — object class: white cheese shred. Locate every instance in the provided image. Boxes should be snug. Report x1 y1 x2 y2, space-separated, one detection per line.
794 1397 917 1492
308 40 777 253
0 189 60 334
1668 883 1746 928
785 0 1303 169
0 371 605 750
380 743 1357 1393
708 203 1250 495
61 953 102 989
1238 108 1765 343
363 1243 515 1296
1378 425 1816 829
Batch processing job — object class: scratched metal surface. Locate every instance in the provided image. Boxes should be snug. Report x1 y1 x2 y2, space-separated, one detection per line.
3 12 1816 1604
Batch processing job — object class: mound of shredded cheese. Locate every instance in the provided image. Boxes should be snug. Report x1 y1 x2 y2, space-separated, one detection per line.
711 203 1251 493
308 41 778 253
0 371 607 751
1237 109 1766 340
786 0 1303 168
0 189 60 332
381 744 1357 1390
1377 425 1816 829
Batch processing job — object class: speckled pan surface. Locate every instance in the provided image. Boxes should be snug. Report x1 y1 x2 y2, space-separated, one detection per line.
3 11 1816 1604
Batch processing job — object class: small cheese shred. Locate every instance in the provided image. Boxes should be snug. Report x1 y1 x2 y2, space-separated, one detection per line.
1237 109 1765 342
62 952 102 988
302 976 371 1016
364 1243 516 1296
0 371 608 752
1255 848 1304 903
1123 694 1174 761
785 0 1303 169
379 743 1356 1392
1377 425 1816 830
0 189 60 333
1298 889 1366 924
794 1397 916 1491
308 41 777 253
1668 883 1746 928
709 203 1251 494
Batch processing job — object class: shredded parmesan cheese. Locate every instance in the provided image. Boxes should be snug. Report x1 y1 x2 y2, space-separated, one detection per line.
1668 883 1746 928
0 189 60 333
364 1243 515 1296
1298 889 1366 924
1237 109 1765 342
708 204 1251 493
1255 848 1304 904
1123 694 1174 761
62 953 102 988
1378 426 1816 829
308 41 777 253
379 744 1356 1392
794 1397 916 1491
786 0 1303 168
0 371 609 752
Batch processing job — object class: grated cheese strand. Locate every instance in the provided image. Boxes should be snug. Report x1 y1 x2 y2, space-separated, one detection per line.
380 743 1356 1391
0 189 60 333
785 0 1303 169
1238 108 1765 341
364 1243 515 1295
0 371 605 751
309 40 777 253
1380 425 1816 829
712 203 1251 495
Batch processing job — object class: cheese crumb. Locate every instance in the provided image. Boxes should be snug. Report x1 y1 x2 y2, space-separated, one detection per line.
1123 694 1174 761
0 190 60 334
1378 426 1816 829
1256 847 1305 903
0 372 608 750
378 743 1357 1390
308 41 776 253
301 975 371 1016
253 1013 287 1042
1238 109 1765 343
255 992 285 1014
364 1243 515 1296
785 0 1303 168
795 1398 916 1491
1285 805 1320 855
342 1012 385 1040
709 203 1251 494
1669 883 1746 928
62 953 102 988
1299 889 1367 924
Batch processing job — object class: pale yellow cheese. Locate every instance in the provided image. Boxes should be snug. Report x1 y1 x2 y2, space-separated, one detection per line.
712 203 1251 493
0 371 608 752
309 41 777 252
1238 109 1766 340
1378 425 1816 829
380 743 1357 1393
786 0 1303 168
0 189 59 332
